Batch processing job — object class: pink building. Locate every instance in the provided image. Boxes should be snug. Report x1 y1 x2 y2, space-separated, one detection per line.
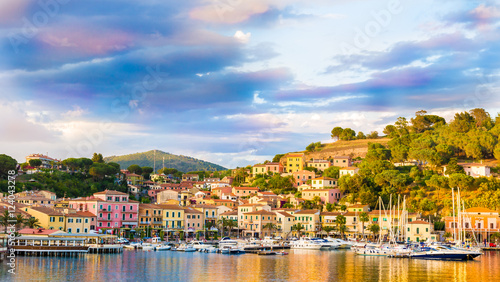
265 162 284 174
302 189 343 204
68 190 139 231
292 170 316 187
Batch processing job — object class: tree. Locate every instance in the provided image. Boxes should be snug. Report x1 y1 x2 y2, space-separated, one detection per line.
91 153 104 163
449 112 475 133
127 165 143 175
0 210 11 233
263 223 278 237
331 127 344 139
325 203 335 212
494 144 500 161
28 159 42 168
15 214 25 229
367 131 379 139
26 217 42 229
368 224 380 240
323 166 340 179
0 154 17 179
142 167 154 174
335 215 347 238
272 154 285 163
359 212 370 239
383 125 398 138
357 132 366 139
445 158 465 175
340 128 356 141
292 223 305 237
444 232 452 241
340 205 347 212
470 108 493 129
322 226 335 235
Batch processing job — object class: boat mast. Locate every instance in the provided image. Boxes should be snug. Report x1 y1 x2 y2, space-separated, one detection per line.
452 188 456 242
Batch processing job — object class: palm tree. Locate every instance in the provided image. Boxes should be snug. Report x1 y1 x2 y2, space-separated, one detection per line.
359 212 369 239
204 221 215 239
368 224 380 241
216 218 229 237
263 223 278 238
292 223 304 237
25 217 42 229
322 226 335 237
15 214 26 229
338 225 348 239
226 220 238 238
335 215 347 238
0 210 11 233
490 232 500 244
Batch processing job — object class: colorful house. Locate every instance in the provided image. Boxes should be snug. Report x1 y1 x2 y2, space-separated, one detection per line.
294 209 321 236
65 211 96 233
232 187 259 197
292 170 316 187
286 153 306 173
265 162 284 174
157 204 185 230
311 176 337 189
138 204 164 229
301 189 342 204
444 207 500 242
333 156 352 168
26 207 65 231
241 210 277 238
252 164 267 177
306 159 331 171
339 167 359 177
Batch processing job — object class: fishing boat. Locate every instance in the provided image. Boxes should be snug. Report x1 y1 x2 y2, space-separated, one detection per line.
290 237 323 250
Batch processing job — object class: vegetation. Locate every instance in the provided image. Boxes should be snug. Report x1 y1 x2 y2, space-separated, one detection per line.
104 150 226 172
0 154 17 180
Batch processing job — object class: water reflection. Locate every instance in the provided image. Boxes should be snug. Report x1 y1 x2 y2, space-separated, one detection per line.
2 250 498 281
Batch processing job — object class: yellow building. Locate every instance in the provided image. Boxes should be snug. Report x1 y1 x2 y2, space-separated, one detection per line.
252 164 267 177
242 210 277 238
126 173 144 185
65 211 96 233
286 153 305 173
26 207 65 230
193 204 218 227
157 204 185 230
139 204 164 229
294 209 321 236
407 220 435 242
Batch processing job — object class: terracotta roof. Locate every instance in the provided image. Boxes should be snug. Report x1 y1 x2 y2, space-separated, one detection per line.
72 211 96 217
294 209 320 215
233 187 259 190
18 228 62 235
349 204 369 208
265 162 281 165
94 190 128 196
244 210 276 215
183 207 203 214
333 156 350 159
192 204 218 209
253 164 266 167
126 173 142 177
29 207 64 216
220 211 238 216
156 204 185 210
287 153 304 157
259 192 276 195
320 211 342 216
277 211 294 218
139 203 161 209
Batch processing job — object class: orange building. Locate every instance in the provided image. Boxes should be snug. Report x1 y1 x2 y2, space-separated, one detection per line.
444 207 500 243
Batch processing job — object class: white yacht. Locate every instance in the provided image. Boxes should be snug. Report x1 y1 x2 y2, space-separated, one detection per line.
290 238 323 250
325 237 353 249
190 241 211 251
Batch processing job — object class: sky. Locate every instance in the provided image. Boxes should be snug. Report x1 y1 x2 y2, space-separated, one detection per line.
1 0 500 169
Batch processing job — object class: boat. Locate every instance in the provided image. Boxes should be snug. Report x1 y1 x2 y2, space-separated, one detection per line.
141 245 154 251
190 240 212 251
220 245 242 254
326 237 353 249
409 245 482 260
355 244 392 256
290 238 323 250
203 246 219 253
155 245 172 251
177 244 197 252
311 238 338 250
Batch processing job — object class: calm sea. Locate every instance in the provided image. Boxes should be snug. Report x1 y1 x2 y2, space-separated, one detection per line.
2 249 499 281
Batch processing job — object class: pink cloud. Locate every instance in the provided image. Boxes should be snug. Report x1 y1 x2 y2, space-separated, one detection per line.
0 0 30 25
38 27 134 55
190 1 270 24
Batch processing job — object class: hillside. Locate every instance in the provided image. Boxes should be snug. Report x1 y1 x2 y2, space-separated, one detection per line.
281 138 391 162
104 150 226 172
308 138 391 159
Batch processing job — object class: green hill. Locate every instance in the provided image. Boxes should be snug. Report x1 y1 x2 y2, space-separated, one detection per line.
104 150 226 172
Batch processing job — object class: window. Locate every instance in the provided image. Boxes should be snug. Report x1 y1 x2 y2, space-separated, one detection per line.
166 212 169 217
130 206 133 210
76 228 80 233
99 223 102 227
115 214 118 219
50 217 55 222
100 205 103 210
107 197 112 201
68 228 72 233
107 223 111 227
115 205 118 210
68 218 74 223
178 212 181 218
122 197 127 201
123 206 126 212
123 214 125 220
85 219 88 223
115 197 120 202
130 214 132 219
99 213 102 218
84 228 88 233
76 219 81 223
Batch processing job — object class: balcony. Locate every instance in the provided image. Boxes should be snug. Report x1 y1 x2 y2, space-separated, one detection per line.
122 210 136 213
99 218 112 221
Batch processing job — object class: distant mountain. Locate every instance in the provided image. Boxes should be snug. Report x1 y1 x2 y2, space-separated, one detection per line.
104 150 227 172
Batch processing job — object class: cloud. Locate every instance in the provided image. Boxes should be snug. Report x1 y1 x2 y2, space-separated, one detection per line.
234 30 251 43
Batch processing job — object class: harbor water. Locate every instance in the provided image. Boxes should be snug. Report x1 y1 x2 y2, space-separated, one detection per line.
2 249 499 281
